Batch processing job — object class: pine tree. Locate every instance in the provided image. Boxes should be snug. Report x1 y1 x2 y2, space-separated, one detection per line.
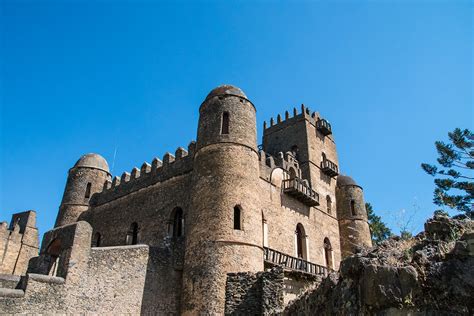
421 128 473 218
366 202 392 244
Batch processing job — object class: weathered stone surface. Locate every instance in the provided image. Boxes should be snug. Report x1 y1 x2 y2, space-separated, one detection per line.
283 214 474 315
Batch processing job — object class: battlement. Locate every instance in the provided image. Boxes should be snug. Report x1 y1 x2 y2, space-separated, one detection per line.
263 104 323 132
90 141 196 206
0 211 39 276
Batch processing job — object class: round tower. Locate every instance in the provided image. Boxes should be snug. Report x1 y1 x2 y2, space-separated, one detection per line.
55 153 111 227
182 85 263 315
336 175 372 258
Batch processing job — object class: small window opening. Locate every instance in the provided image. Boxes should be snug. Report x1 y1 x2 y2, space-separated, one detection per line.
92 232 101 247
350 200 356 216
321 152 327 162
85 182 92 198
127 222 139 245
172 207 184 237
233 206 242 230
326 195 332 214
221 112 230 134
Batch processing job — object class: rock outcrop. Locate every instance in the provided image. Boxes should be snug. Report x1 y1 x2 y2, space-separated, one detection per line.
284 214 474 315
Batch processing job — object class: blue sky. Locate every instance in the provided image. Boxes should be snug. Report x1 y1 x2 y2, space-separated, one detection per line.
1 0 472 239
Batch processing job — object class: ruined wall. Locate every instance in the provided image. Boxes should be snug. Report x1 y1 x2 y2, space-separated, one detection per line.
225 267 285 315
0 221 182 314
0 211 39 275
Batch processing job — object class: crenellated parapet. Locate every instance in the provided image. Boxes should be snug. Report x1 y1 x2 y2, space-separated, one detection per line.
0 211 39 276
263 104 332 139
91 141 197 206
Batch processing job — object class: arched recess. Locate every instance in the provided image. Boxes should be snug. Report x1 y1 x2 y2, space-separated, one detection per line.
324 237 333 269
46 238 62 276
169 207 184 237
126 222 139 245
92 232 102 247
295 223 308 260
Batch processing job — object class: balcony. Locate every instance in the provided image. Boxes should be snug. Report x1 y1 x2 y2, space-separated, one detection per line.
321 159 339 177
282 178 320 206
316 119 332 136
264 247 330 276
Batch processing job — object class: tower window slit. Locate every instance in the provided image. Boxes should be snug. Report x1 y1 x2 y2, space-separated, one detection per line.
350 200 356 216
233 206 242 230
221 112 230 134
85 182 92 198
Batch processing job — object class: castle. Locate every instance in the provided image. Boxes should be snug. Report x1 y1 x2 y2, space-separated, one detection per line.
0 85 372 314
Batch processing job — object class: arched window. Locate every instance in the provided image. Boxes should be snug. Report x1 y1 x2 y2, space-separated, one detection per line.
350 200 356 216
288 167 297 180
46 238 61 276
92 232 101 247
326 195 332 214
126 222 139 245
324 238 333 269
295 224 307 260
221 112 230 134
85 182 92 198
321 152 327 162
234 205 242 230
170 207 184 237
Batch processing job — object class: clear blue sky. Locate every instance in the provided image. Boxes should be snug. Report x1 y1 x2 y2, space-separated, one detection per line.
1 1 472 239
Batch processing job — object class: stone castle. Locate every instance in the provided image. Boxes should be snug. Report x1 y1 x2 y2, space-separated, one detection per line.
0 85 372 314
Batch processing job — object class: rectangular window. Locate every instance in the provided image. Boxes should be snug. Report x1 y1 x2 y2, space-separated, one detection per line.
233 206 241 230
85 182 92 198
221 112 230 134
350 200 356 216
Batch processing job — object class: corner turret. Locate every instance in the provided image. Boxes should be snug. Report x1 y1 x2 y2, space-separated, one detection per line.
183 85 262 314
336 175 372 258
55 153 111 227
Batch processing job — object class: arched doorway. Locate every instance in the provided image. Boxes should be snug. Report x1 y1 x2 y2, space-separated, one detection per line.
295 224 307 260
324 238 333 269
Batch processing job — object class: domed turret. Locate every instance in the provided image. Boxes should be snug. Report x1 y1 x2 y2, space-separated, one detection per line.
336 175 372 258
182 85 262 314
54 153 111 227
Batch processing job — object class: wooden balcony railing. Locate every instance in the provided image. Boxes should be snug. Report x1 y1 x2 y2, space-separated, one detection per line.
282 178 320 206
263 247 330 276
316 119 332 136
321 159 339 177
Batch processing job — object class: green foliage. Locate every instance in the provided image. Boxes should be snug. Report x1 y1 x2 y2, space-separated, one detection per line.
400 230 413 240
421 128 473 217
366 202 392 244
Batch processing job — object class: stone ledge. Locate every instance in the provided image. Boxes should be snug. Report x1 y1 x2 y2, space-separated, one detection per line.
28 274 65 284
0 288 25 298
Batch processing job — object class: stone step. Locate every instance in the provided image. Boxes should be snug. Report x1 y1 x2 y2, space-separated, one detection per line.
0 274 21 290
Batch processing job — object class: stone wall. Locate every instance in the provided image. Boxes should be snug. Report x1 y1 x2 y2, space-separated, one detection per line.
80 172 193 248
0 221 182 314
225 267 285 315
0 211 39 275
